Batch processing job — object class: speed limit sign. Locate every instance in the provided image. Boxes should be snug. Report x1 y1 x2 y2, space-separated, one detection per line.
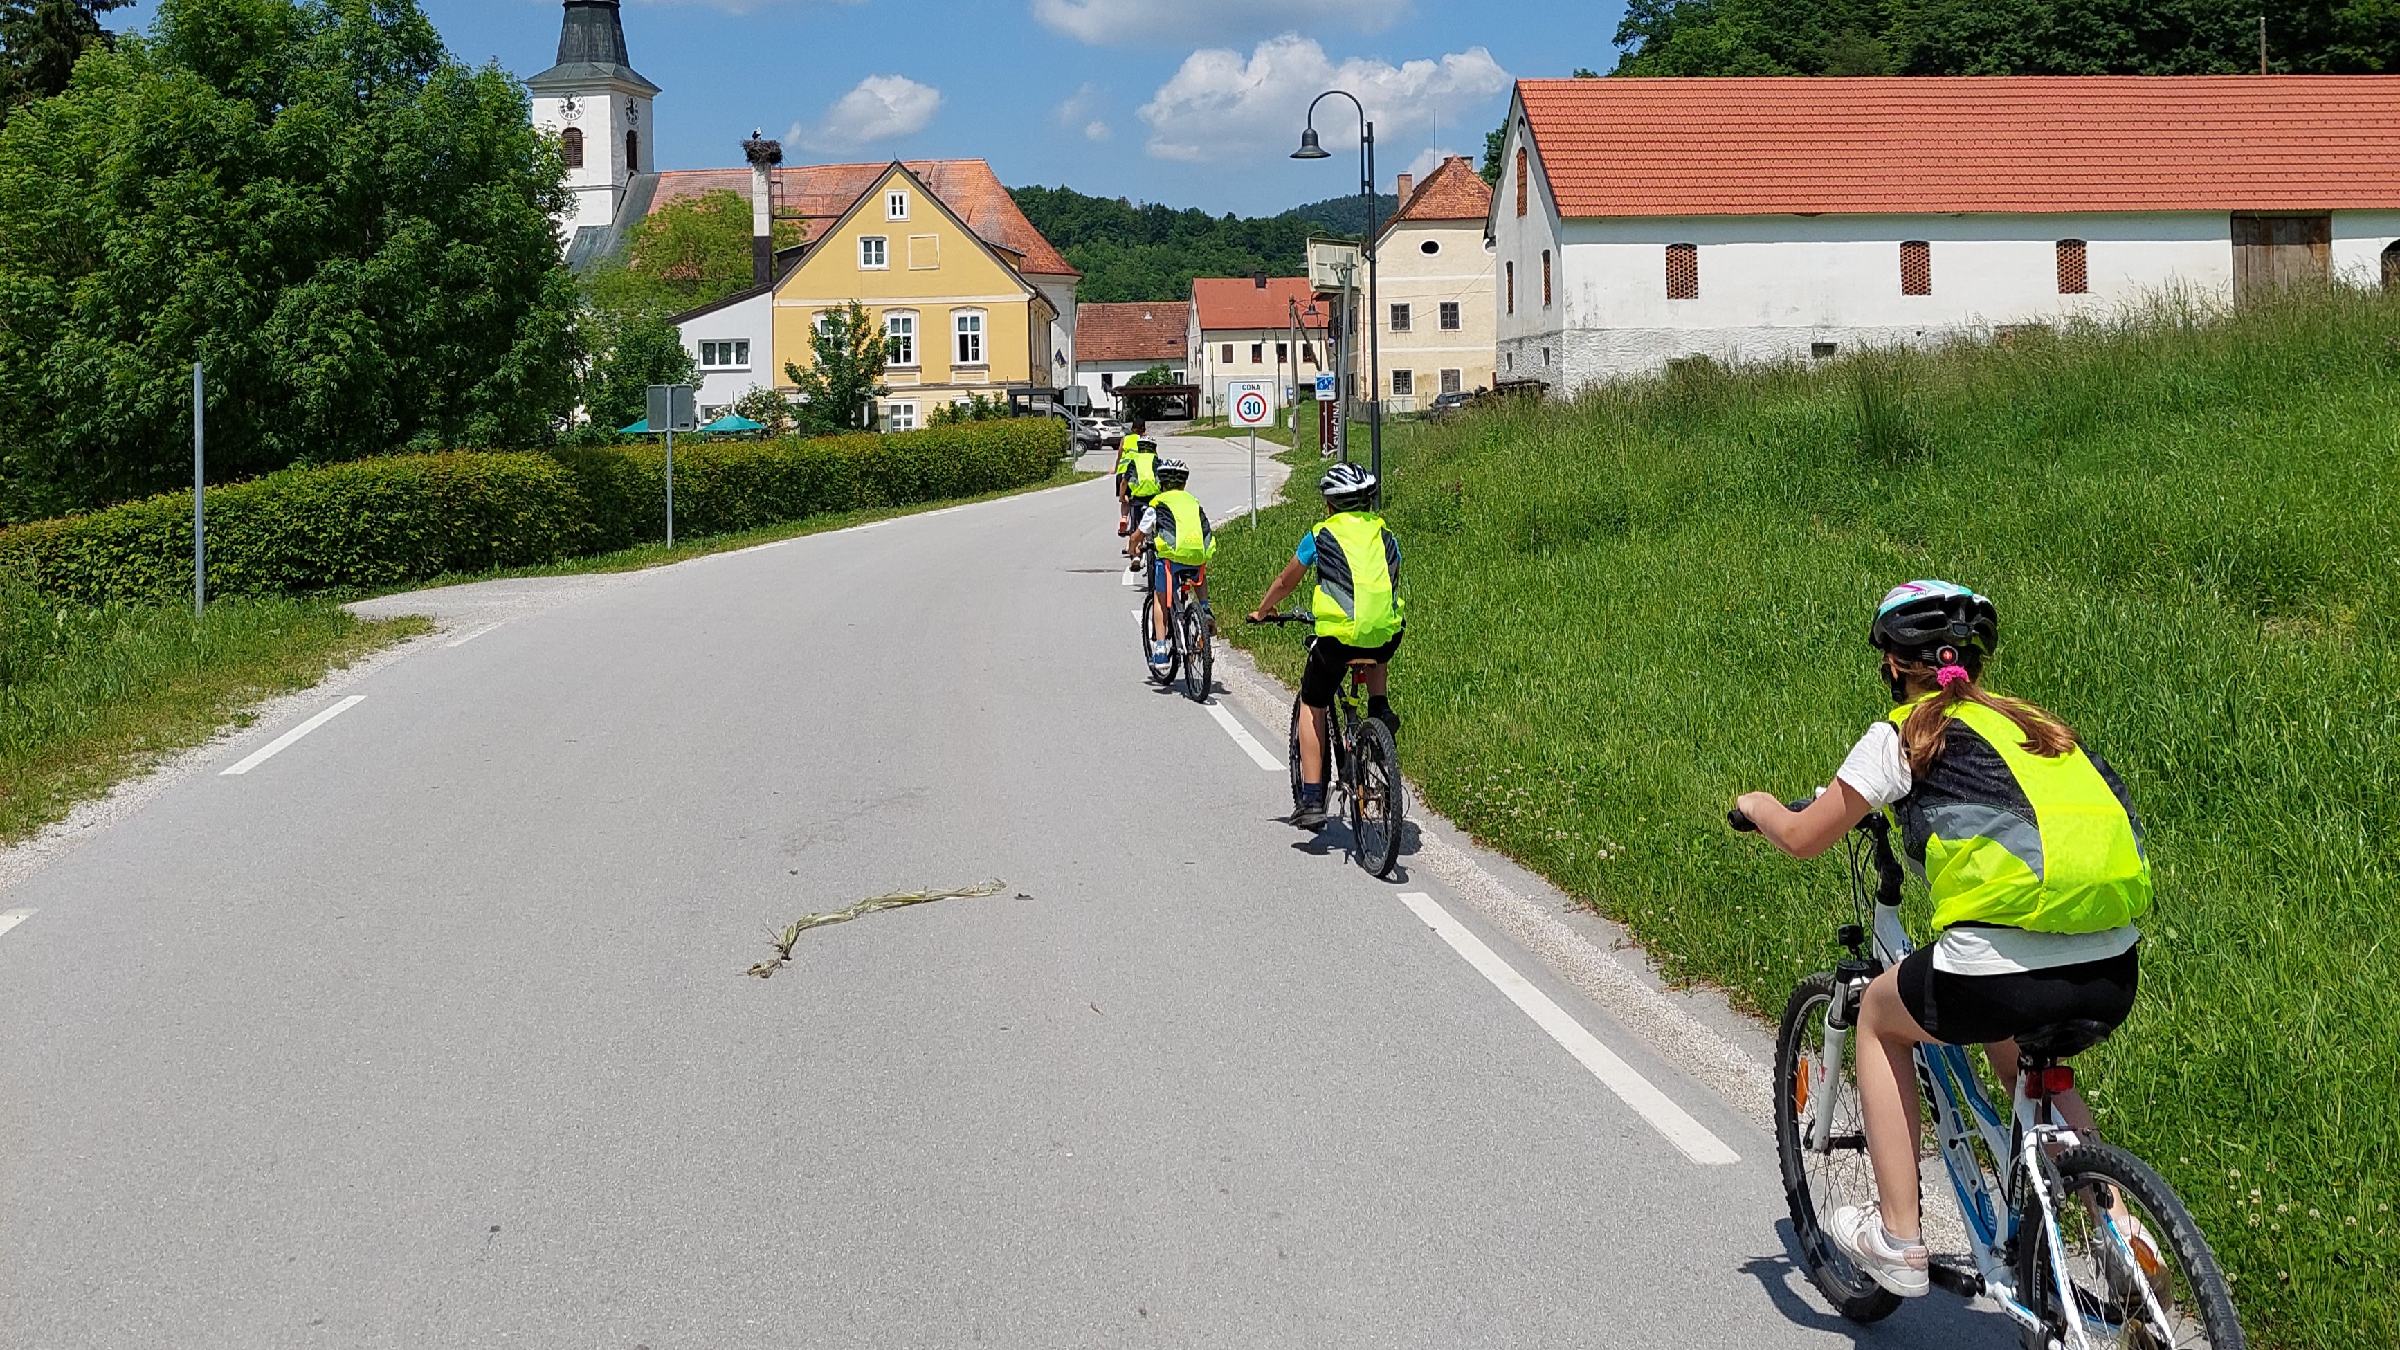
1229 380 1273 428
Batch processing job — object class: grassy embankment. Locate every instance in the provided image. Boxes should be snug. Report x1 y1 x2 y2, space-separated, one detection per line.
1210 291 2398 1347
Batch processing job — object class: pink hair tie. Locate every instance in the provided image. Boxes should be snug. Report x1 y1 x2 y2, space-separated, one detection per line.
1936 664 1973 689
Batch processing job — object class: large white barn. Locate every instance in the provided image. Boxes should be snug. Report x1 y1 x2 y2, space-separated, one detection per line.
1488 76 2400 391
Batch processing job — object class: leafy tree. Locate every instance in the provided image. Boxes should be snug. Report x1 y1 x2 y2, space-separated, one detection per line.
0 0 130 114
1010 184 1387 303
0 0 580 514
584 189 804 328
1126 363 1174 387
730 384 794 438
579 315 694 433
783 301 887 434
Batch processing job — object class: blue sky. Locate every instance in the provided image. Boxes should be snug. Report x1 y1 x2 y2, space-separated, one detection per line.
105 0 1630 215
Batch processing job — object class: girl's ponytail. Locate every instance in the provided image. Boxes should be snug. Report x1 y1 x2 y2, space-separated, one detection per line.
1898 661 2078 777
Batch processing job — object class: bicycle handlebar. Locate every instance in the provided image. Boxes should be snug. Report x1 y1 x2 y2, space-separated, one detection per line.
1246 612 1313 627
1727 798 1817 834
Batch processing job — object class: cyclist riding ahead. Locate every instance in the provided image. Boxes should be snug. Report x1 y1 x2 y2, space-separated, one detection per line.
1127 458 1213 675
1118 432 1160 573
1115 418 1150 541
1734 581 2151 1298
1248 462 1403 828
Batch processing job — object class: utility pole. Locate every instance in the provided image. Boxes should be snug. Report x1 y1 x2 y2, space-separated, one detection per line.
2258 15 2268 73
192 362 206 618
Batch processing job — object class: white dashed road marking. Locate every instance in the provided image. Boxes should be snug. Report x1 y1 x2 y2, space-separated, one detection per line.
221 697 367 777
446 623 503 648
0 909 34 941
1206 703 1283 773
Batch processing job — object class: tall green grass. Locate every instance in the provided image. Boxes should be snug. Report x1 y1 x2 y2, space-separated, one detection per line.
1213 291 2399 1346
0 588 424 841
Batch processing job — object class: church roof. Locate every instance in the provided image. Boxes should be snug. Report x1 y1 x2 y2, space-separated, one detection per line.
650 159 1079 277
530 1 658 96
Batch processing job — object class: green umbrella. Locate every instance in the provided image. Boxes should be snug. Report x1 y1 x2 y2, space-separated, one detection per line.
700 414 766 434
618 418 651 434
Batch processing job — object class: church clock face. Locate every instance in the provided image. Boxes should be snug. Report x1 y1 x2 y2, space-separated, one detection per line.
560 96 580 119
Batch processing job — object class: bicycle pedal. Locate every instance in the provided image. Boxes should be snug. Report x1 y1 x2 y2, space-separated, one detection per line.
1927 1255 1983 1298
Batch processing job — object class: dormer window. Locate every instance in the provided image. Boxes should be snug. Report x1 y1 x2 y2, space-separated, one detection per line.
887 190 910 221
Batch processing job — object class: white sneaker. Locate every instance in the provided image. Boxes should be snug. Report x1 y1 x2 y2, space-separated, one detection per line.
1149 640 1172 662
1827 1205 1929 1297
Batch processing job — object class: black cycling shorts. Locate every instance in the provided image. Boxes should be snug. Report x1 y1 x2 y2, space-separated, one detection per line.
1897 943 2139 1047
1300 632 1403 709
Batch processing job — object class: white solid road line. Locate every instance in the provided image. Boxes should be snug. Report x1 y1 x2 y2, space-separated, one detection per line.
1396 891 1741 1167
1206 702 1284 772
220 696 367 777
446 622 503 648
0 909 34 941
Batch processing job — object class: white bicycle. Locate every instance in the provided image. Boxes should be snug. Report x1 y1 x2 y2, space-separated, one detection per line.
1731 805 2243 1349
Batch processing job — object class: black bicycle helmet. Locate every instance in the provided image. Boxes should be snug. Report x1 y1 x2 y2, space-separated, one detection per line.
1871 580 1999 669
1154 457 1191 488
1319 461 1377 511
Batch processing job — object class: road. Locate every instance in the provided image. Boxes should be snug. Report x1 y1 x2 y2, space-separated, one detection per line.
0 434 2010 1348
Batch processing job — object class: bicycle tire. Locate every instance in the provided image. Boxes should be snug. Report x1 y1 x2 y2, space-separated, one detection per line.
1348 718 1404 878
1139 583 1178 687
1773 973 1903 1325
1287 694 1329 816
1181 597 1213 702
2012 1141 2244 1350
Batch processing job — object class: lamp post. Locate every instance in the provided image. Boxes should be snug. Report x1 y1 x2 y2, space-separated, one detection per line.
1301 302 1323 457
1293 91 1382 505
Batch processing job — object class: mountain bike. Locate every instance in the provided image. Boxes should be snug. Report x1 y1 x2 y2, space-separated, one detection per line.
1169 564 1215 703
1249 614 1404 878
1134 544 1180 689
1728 803 2243 1349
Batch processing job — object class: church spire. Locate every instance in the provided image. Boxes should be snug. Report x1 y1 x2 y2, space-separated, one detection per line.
530 0 659 96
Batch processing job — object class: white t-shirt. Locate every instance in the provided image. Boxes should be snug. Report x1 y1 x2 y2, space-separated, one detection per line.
1835 723 2139 977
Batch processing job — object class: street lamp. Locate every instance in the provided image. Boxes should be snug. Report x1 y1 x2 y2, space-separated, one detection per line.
1293 90 1383 506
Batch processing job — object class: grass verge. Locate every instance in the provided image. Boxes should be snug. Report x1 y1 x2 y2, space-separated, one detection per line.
1211 291 2397 1348
1 594 427 844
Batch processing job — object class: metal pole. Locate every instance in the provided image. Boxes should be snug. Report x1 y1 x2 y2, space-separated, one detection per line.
1248 426 1258 526
664 425 676 546
2258 15 2268 73
192 362 205 618
1362 119 1385 507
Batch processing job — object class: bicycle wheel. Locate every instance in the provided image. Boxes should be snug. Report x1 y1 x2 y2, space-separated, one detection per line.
1347 718 1405 878
2013 1142 2244 1350
1180 597 1214 702
1287 695 1329 816
1139 589 1178 686
1773 973 1903 1325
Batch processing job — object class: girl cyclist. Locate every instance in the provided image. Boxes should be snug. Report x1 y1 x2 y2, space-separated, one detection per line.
1735 581 2152 1297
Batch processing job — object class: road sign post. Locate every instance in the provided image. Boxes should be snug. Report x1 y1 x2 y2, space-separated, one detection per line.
1229 380 1272 524
193 362 205 617
647 384 699 545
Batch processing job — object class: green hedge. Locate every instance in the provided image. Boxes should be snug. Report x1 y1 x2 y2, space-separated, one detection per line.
0 419 1065 605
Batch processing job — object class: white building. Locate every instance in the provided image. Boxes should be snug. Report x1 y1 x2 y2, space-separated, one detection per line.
1071 301 1188 409
526 1 658 251
1187 277 1328 418
1489 75 2400 392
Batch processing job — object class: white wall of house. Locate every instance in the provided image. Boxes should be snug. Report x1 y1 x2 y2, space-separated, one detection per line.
1071 358 1184 408
1491 105 1566 391
1189 329 1327 415
1376 217 1498 410
675 289 775 417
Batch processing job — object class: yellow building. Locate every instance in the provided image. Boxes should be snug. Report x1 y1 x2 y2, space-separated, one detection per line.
771 163 1057 430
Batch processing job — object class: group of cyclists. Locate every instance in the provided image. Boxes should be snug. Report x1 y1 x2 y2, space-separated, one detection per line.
1101 423 2191 1325
1111 421 1405 830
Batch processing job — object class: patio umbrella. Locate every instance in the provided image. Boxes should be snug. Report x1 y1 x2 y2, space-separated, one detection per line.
699 414 766 434
618 418 651 433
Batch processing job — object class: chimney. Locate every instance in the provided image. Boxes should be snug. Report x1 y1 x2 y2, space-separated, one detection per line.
742 130 783 287
1396 171 1414 202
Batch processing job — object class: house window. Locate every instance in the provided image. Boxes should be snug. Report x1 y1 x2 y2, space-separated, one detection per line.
887 190 909 220
1541 346 1552 365
1901 240 1932 295
1440 368 1462 395
812 311 834 336
1439 302 1461 331
2057 239 2089 294
1390 303 1412 333
625 130 639 171
1172 369 1186 383
562 127 584 169
860 236 889 270
954 310 985 366
1275 341 1289 362
1100 372 1116 391
1421 239 1441 256
1506 262 1515 314
1302 343 1317 364
1250 342 1263 363
698 339 750 371
1392 369 1414 396
1811 342 1839 359
1542 250 1553 306
886 401 918 432
908 234 939 270
885 311 916 367
1666 243 1699 300
1516 148 1528 217
1220 343 1233 363
1505 351 1514 372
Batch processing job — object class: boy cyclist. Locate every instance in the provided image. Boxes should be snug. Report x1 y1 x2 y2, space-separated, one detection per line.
1247 462 1402 828
1115 418 1150 538
1118 433 1160 571
1127 458 1213 674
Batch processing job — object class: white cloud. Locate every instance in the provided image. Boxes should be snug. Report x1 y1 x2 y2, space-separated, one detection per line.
1053 83 1116 142
1033 0 1403 46
788 75 943 152
1139 35 1510 166
1084 119 1113 142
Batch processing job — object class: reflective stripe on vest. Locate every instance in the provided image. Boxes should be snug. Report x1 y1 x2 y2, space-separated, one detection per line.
1149 490 1215 564
1126 449 1159 498
1310 511 1404 646
1884 696 2152 936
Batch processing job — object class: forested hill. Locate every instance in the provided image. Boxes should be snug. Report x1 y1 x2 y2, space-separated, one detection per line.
1011 185 1396 303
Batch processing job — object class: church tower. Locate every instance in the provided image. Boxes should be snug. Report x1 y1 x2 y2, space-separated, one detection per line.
528 0 660 245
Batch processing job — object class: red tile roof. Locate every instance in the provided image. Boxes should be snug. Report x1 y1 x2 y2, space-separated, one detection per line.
1390 156 1493 224
1076 301 1190 363
651 158 1078 276
1191 276 1322 332
1518 76 2400 217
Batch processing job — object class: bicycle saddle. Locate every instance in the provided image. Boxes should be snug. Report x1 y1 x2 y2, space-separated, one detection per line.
2015 1019 2115 1062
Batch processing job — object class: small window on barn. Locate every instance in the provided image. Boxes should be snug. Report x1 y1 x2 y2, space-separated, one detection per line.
1516 148 1528 217
1901 240 1932 295
1542 250 1553 306
1811 342 1838 359
2057 239 2089 295
2384 241 2400 291
1665 243 1699 300
562 127 585 169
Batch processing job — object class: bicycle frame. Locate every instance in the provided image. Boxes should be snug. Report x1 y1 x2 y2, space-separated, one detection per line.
1797 822 2104 1348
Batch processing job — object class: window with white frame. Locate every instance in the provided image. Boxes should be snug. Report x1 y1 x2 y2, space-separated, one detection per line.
859 236 888 270
887 190 909 220
884 311 917 367
1439 302 1461 331
1391 369 1414 396
1440 368 1462 395
812 311 833 336
1390 303 1412 333
885 401 918 432
954 310 985 366
698 339 750 370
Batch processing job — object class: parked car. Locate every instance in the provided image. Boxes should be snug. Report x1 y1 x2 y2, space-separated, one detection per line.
1424 389 1482 422
1074 414 1126 453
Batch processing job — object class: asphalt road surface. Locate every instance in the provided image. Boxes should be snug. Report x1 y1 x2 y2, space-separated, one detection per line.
0 435 2013 1348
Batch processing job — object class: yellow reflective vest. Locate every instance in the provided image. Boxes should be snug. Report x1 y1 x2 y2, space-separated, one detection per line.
1148 489 1216 564
1309 511 1404 646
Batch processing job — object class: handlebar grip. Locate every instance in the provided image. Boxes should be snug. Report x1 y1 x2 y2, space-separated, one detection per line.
1727 809 1759 834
